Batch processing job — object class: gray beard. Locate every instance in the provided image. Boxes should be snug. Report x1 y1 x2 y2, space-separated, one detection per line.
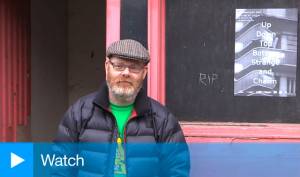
107 81 141 102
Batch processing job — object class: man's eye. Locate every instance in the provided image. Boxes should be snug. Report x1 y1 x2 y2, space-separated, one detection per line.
129 66 138 70
114 65 124 69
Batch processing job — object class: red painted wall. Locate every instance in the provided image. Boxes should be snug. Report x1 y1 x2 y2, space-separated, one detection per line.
181 122 300 142
0 0 31 142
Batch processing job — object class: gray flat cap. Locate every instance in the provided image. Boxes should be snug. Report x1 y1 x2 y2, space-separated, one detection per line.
106 39 150 63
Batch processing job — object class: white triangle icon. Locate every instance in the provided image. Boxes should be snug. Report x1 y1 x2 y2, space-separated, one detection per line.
11 152 25 168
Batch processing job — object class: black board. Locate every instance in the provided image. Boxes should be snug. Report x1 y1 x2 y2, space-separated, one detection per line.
166 0 300 123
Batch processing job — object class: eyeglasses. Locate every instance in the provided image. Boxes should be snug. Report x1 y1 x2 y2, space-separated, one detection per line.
108 60 145 73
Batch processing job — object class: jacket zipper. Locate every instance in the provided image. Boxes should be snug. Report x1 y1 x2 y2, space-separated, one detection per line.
123 111 138 143
107 111 118 176
121 110 140 175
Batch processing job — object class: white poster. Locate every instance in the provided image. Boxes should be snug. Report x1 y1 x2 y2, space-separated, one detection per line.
234 8 298 97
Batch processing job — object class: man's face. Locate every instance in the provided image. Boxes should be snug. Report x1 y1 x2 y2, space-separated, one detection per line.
105 57 148 100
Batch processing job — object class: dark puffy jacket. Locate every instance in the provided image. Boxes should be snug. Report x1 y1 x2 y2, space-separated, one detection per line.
54 83 190 177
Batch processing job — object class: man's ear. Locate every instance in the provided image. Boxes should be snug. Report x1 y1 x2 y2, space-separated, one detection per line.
105 58 109 79
142 66 148 80
105 58 110 70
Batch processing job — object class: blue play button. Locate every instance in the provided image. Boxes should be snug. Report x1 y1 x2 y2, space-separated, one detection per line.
11 152 25 168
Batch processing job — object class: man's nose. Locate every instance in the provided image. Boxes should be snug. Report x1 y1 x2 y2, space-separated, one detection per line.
121 67 130 76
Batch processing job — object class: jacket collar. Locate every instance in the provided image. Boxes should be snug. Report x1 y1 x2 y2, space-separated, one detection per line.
93 82 151 116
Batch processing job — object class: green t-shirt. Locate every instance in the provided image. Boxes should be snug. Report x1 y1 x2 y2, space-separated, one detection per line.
110 102 134 177
110 103 134 139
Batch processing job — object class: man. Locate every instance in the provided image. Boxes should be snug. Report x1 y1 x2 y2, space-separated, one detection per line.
55 39 190 177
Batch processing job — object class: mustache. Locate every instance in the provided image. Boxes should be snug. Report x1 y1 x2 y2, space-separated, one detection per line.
116 80 133 85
